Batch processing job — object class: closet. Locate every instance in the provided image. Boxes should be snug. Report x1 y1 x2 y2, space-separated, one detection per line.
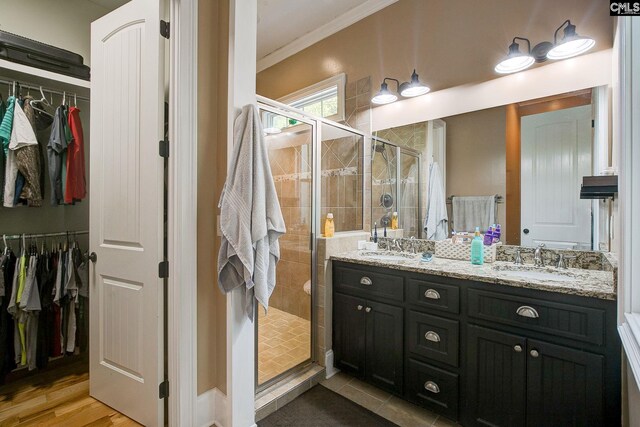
0 40 91 387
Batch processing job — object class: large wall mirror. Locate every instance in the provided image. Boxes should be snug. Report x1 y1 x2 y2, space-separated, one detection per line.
373 86 612 250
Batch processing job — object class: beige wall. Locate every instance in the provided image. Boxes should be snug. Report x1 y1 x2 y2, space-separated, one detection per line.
444 107 507 237
197 0 229 395
256 0 612 101
0 0 119 66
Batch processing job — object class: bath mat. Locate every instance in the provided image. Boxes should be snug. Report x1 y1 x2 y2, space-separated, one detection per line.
257 384 398 426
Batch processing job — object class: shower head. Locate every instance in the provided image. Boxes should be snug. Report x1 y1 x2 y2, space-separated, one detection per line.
373 141 386 153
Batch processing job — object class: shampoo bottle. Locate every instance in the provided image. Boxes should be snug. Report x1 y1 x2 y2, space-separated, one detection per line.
373 222 378 243
493 224 501 244
391 212 399 230
324 213 335 237
483 225 494 246
471 226 484 265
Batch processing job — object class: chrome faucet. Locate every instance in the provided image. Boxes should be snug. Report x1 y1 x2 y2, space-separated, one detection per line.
409 236 417 254
556 253 567 269
390 239 402 252
514 250 523 265
533 243 545 267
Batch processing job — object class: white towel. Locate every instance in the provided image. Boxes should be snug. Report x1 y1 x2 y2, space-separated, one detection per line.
452 195 496 233
217 104 286 321
424 162 448 240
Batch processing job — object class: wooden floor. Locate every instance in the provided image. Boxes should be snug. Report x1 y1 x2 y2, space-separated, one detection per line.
0 362 140 426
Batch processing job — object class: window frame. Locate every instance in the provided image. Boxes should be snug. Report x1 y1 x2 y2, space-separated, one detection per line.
278 73 346 122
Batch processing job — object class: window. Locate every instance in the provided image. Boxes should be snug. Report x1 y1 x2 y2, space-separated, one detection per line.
279 74 346 122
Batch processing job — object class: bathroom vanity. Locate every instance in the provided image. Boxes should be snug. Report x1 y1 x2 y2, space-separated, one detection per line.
331 250 620 426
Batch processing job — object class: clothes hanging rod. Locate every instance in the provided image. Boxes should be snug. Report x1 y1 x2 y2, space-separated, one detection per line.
0 78 89 102
2 230 89 241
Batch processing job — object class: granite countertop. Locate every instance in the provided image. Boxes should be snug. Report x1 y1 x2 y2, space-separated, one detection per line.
330 250 616 300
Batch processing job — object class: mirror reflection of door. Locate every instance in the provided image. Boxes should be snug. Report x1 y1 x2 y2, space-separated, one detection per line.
521 105 592 249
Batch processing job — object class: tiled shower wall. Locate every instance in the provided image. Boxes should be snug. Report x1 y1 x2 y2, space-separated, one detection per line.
268 142 312 321
320 136 364 234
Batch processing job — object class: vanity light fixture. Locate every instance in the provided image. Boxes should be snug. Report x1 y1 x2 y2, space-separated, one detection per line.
547 20 595 60
371 70 430 105
495 19 595 74
494 37 535 74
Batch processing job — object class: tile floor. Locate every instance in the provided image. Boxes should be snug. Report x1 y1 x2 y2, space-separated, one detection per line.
320 372 461 427
258 307 311 384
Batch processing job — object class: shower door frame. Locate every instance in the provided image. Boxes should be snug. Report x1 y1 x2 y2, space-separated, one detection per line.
255 101 319 392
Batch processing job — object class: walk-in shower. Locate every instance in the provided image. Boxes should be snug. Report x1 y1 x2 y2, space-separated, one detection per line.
256 96 364 390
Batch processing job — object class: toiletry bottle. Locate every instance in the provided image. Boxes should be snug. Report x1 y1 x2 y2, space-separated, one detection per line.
324 213 335 238
471 226 484 265
451 230 457 244
483 225 493 246
384 225 387 238
391 212 398 230
373 223 378 243
493 224 501 244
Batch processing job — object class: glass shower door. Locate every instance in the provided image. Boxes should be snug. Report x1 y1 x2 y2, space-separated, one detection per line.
399 150 421 238
256 106 314 388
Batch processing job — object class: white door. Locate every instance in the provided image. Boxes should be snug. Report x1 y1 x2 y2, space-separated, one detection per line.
90 0 165 425
521 105 592 249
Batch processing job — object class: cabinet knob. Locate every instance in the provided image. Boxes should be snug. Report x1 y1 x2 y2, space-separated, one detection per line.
424 289 441 300
530 349 540 358
360 276 373 286
516 305 539 319
514 345 523 352
365 307 372 313
424 331 441 343
357 305 363 311
424 381 440 394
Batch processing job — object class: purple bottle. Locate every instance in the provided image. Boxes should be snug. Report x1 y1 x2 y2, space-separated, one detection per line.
493 224 501 244
483 226 494 246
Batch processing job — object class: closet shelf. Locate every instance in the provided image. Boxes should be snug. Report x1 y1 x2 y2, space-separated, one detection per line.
0 59 90 91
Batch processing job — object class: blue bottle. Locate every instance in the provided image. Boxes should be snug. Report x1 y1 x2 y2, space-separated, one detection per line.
471 227 484 265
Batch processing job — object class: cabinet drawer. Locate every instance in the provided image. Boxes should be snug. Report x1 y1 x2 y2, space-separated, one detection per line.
334 264 404 302
408 278 459 314
468 289 605 345
406 359 459 421
407 311 459 367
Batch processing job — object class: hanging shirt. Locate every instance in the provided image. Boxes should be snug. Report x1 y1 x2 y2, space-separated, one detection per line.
3 99 23 207
15 97 43 207
48 106 69 205
65 107 87 203
0 96 15 156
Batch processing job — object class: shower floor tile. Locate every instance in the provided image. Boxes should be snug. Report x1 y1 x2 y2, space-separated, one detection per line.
259 307 311 384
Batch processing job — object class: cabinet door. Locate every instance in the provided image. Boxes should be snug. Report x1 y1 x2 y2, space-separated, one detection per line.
333 293 366 377
467 325 526 427
365 300 404 394
526 339 604 427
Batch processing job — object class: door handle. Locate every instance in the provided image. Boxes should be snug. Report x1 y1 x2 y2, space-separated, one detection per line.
514 345 523 352
530 349 540 358
365 307 372 313
87 252 97 263
523 228 530 234
357 305 363 311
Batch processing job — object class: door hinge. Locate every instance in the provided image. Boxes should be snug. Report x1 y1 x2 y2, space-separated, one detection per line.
159 138 170 158
159 261 169 278
159 380 169 399
592 119 595 128
160 20 170 39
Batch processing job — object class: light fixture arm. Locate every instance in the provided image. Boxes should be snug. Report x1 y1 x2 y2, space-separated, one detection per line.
553 19 572 44
512 36 531 53
382 77 401 92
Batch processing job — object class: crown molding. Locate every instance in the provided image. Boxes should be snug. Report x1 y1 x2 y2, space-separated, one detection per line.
257 0 398 72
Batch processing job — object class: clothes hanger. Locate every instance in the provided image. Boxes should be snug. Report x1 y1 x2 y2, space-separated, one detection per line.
30 86 54 119
74 93 77 108
2 235 7 256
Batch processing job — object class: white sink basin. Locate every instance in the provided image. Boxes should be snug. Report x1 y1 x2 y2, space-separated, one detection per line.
360 251 416 262
492 265 578 282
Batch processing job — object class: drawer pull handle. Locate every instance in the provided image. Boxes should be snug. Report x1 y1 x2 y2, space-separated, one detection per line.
530 349 540 358
365 307 372 313
424 331 441 342
514 345 523 352
357 305 363 311
424 381 440 394
516 305 539 319
424 289 441 300
360 276 373 286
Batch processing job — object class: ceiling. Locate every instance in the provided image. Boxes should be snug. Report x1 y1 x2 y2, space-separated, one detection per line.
257 0 398 71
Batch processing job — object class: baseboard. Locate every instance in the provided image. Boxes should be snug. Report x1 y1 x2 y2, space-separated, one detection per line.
197 388 228 427
325 350 338 379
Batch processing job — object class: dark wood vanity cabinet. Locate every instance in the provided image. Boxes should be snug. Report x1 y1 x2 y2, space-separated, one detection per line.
332 261 621 426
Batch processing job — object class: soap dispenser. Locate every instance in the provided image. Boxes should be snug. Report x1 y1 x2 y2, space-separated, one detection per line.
471 226 484 265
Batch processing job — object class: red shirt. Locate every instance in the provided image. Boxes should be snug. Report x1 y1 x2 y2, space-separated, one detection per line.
65 107 87 203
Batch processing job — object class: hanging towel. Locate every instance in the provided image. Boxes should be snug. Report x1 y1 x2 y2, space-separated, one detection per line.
452 195 496 233
217 104 286 321
424 162 448 240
